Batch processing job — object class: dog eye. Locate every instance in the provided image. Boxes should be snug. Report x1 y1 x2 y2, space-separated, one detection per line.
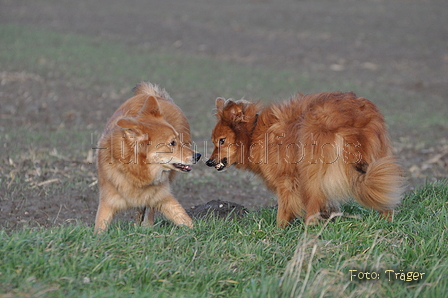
219 138 225 145
169 141 177 146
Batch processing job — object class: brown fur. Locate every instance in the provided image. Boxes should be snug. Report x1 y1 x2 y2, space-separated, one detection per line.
94 82 200 233
206 92 404 226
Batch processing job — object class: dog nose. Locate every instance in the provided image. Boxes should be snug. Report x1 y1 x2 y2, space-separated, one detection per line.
193 152 201 162
205 159 217 167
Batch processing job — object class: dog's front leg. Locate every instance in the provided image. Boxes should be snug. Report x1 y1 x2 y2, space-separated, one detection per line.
155 195 193 228
94 200 117 234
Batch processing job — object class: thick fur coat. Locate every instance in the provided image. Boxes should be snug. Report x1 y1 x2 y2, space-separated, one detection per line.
206 92 404 226
94 82 200 233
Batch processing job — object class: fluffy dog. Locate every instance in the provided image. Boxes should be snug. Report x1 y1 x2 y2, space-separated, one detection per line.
206 92 404 226
94 82 201 233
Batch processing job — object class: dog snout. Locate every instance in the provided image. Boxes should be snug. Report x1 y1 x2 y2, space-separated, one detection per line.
193 152 201 162
205 158 217 167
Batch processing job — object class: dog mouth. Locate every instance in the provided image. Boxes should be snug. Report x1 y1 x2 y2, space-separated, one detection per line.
172 163 192 172
205 157 228 171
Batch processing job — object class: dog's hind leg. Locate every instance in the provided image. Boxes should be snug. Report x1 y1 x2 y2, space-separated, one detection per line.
319 203 341 220
301 177 328 225
304 195 327 225
135 207 155 226
142 207 155 227
135 207 146 225
276 194 296 227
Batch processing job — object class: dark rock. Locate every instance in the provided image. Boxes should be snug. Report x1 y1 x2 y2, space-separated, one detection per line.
187 200 248 220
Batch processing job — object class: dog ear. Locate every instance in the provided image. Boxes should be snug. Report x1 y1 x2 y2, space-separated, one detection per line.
139 96 162 118
117 117 139 129
224 101 248 123
216 97 226 111
215 97 227 120
116 117 142 137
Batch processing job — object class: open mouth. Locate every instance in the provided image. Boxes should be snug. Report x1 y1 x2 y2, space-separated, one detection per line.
214 158 227 171
205 157 228 171
172 163 192 172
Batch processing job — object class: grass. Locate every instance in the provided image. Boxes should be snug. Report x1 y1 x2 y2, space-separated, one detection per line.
1 181 447 297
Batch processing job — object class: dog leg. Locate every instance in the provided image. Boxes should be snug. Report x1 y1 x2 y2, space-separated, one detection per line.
303 188 327 226
142 207 155 227
135 207 145 225
276 187 298 227
155 195 193 228
135 207 155 226
94 200 117 234
277 203 295 227
319 204 341 220
380 210 394 222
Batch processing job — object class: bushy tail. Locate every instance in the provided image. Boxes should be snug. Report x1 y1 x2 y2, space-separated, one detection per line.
353 157 405 214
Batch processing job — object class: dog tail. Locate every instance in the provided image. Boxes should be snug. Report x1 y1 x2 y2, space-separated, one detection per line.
133 81 173 101
353 157 405 217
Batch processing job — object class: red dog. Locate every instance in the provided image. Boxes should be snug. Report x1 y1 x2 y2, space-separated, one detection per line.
206 92 404 226
95 82 201 233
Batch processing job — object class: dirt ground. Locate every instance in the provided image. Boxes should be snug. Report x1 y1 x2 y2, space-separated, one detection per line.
1 0 447 230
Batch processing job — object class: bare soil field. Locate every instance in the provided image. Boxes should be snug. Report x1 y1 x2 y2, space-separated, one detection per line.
1 0 447 230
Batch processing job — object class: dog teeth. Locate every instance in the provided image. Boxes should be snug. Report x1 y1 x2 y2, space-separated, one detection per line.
173 163 192 172
215 162 224 169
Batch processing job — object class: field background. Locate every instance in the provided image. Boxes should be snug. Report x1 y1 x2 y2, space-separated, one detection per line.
0 0 447 297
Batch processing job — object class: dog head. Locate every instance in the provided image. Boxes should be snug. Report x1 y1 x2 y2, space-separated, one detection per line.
115 96 201 172
205 97 259 171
